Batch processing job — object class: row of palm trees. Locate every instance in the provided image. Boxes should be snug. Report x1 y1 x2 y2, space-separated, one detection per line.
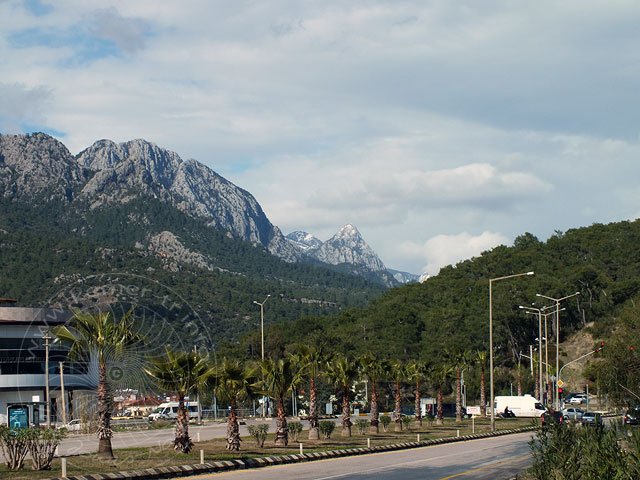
53 311 496 459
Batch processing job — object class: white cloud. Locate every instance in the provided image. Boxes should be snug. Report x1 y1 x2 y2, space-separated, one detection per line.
410 231 510 276
0 82 52 132
2 1 640 274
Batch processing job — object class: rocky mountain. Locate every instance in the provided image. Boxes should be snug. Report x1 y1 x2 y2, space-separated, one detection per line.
0 132 400 289
0 133 387 343
388 269 421 284
286 224 400 287
0 133 86 200
286 231 323 252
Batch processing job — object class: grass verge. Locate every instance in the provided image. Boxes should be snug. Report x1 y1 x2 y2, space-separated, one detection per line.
0 417 534 479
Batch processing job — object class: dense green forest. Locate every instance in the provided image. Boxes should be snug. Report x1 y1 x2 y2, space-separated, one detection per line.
0 196 385 341
231 220 640 401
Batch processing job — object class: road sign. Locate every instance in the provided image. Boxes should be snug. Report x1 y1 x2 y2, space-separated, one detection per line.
557 379 565 388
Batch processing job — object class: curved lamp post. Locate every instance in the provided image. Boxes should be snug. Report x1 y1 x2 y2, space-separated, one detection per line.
253 295 270 418
489 271 534 431
536 292 580 410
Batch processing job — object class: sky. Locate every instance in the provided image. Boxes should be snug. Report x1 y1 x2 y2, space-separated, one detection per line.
2 0 640 276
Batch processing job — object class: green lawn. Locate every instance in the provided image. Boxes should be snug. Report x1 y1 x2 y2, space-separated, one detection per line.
0 417 534 479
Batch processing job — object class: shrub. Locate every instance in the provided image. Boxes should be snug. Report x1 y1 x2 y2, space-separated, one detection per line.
319 421 336 439
0 426 31 470
402 416 413 431
28 428 67 470
354 419 370 435
247 424 269 448
529 423 636 479
287 421 303 442
380 415 391 432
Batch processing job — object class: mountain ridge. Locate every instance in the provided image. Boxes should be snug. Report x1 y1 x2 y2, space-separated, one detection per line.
0 132 409 286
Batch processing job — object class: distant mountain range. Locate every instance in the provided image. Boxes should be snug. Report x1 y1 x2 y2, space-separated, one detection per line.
0 133 417 287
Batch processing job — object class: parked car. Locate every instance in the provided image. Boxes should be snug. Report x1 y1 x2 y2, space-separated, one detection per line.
561 407 585 422
62 419 85 431
541 411 564 426
568 393 588 405
581 412 603 426
624 407 640 425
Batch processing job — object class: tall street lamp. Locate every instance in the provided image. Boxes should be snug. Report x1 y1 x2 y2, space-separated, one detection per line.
518 305 548 404
489 271 534 431
43 329 51 428
253 295 271 361
253 294 270 418
536 291 580 410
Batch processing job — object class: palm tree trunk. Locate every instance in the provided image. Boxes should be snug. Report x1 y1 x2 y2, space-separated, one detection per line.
96 361 114 459
341 388 352 437
173 396 193 453
226 398 241 451
369 383 379 434
274 396 288 446
394 381 402 431
414 380 422 427
534 373 540 401
308 376 319 440
480 366 486 417
455 367 462 423
517 371 523 396
436 385 444 426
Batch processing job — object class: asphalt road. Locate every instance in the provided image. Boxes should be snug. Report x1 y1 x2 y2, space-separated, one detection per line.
182 432 534 480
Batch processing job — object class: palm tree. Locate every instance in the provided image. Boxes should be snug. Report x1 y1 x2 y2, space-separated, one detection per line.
450 351 470 423
258 357 300 446
325 354 358 437
145 347 211 453
291 345 325 440
359 354 387 434
389 360 408 431
406 360 427 427
514 363 525 397
474 351 488 416
433 363 454 426
210 358 257 451
533 357 540 400
53 310 143 459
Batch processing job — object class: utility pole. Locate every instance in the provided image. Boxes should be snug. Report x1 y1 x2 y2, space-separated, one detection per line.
59 361 67 425
43 330 51 428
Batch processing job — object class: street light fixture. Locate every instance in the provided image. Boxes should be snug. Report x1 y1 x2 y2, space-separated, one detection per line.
536 292 580 410
519 305 549 405
253 295 271 418
253 295 271 362
489 271 534 431
42 329 51 428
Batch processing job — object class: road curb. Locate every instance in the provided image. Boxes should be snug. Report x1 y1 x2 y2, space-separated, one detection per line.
48 426 537 480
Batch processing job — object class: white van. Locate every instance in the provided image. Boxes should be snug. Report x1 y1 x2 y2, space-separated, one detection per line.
148 402 200 421
494 395 546 418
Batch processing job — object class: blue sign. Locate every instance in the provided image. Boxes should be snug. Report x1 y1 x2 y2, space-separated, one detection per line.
8 405 29 430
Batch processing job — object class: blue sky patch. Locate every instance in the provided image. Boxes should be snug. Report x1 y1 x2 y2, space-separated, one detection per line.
20 123 66 138
23 0 54 17
9 26 123 65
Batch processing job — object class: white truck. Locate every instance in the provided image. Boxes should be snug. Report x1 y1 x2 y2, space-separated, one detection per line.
494 395 546 418
148 401 200 421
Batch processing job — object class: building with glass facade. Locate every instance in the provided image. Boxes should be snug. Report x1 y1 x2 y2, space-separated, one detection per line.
0 300 97 424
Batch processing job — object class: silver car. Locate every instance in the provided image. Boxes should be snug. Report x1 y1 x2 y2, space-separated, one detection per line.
561 407 585 421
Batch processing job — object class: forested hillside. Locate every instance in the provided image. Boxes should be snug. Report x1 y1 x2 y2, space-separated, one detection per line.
0 196 384 341
249 219 640 398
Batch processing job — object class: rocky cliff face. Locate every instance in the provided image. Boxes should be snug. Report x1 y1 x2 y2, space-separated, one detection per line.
0 133 86 200
0 134 301 261
286 224 400 286
0 133 403 284
313 224 387 272
286 231 323 252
